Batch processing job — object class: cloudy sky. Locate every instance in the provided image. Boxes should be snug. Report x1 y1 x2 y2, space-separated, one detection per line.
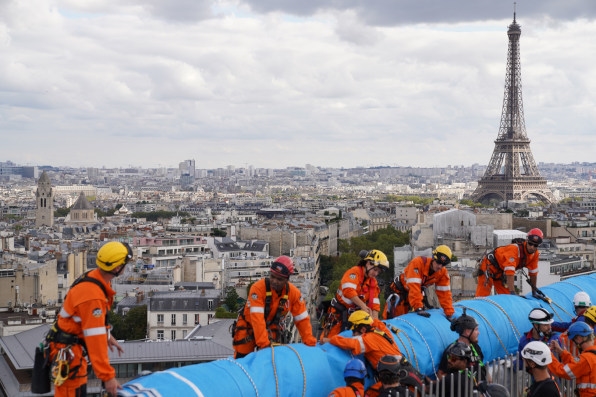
1 1 595 170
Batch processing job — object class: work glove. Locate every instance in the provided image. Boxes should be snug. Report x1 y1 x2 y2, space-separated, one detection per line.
415 308 430 318
532 290 551 303
445 314 455 323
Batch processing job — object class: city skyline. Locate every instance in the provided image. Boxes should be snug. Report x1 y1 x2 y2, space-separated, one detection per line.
1 1 596 169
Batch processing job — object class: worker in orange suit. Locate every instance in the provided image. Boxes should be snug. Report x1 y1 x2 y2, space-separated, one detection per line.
232 256 317 358
328 310 402 373
384 245 455 320
320 249 389 340
475 228 542 297
548 321 596 397
47 241 128 397
327 358 367 397
327 310 403 397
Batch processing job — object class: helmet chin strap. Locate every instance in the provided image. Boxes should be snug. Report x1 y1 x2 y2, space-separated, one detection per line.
110 265 126 277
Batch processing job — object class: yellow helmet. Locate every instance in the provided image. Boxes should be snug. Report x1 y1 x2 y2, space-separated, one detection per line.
364 249 389 270
584 305 596 324
96 241 133 271
348 310 373 330
433 245 452 266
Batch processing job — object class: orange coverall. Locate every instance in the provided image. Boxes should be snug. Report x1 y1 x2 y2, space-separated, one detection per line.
323 265 381 339
387 256 454 318
329 318 402 370
327 382 365 397
548 345 596 397
475 242 539 296
50 269 116 397
233 278 316 357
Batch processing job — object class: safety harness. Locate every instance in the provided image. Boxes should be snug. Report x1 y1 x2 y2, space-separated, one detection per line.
483 242 527 282
322 266 376 336
232 278 290 346
45 272 109 385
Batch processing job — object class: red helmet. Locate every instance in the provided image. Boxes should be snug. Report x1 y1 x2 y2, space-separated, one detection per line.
270 256 294 279
527 228 544 245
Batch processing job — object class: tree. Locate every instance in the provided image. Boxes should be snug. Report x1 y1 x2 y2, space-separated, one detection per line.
55 207 70 217
110 306 148 341
211 228 227 237
224 286 240 312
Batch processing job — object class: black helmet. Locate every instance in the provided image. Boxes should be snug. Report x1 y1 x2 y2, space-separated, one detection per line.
450 309 478 335
377 355 400 375
447 342 472 360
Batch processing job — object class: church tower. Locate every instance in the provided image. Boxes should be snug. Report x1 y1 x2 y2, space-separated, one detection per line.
35 171 54 227
472 12 555 205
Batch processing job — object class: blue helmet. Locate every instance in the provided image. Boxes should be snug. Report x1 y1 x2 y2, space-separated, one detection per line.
344 358 366 380
568 321 593 339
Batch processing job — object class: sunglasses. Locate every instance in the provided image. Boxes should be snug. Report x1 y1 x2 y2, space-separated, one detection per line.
528 242 540 248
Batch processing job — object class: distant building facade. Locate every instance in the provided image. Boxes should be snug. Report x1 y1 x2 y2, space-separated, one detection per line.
35 171 54 227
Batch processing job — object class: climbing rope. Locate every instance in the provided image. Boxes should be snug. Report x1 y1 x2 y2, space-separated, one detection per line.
271 345 280 397
224 357 260 397
472 299 522 340
547 300 574 321
391 327 417 366
458 304 510 355
285 345 307 397
393 317 437 375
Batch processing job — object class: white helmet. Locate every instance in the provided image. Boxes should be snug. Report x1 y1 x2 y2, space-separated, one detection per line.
528 308 554 325
521 341 552 366
573 291 592 308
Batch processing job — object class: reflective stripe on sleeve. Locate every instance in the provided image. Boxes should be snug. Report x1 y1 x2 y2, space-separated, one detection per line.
294 311 309 322
356 335 365 353
528 269 539 274
406 278 422 284
372 298 380 305
250 306 264 314
436 286 451 291
83 327 107 337
59 308 71 318
563 364 576 379
503 266 516 272
341 282 358 290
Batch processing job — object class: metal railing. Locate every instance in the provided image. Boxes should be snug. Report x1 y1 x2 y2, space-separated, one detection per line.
382 353 573 397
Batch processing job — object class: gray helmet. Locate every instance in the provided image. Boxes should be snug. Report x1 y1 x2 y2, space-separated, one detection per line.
447 342 472 360
450 309 478 335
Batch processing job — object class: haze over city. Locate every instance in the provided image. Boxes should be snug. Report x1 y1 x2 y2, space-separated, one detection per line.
1 1 595 169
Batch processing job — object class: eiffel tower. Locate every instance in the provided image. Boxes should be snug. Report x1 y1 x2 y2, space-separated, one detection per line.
472 11 555 205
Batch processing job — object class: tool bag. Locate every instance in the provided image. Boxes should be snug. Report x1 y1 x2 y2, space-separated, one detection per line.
31 344 51 394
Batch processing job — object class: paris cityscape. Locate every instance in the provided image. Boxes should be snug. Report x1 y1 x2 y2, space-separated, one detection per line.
2 2 596 396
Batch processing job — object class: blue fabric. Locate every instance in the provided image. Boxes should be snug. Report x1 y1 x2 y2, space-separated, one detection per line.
118 274 596 397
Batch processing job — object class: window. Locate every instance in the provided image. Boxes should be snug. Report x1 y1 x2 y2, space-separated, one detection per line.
208 300 213 310
194 314 200 325
182 330 187 339
157 330 164 340
171 330 176 340
171 314 176 325
182 314 188 325
157 314 164 325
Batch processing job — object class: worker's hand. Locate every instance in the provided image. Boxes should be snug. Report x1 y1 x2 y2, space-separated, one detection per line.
532 290 551 303
415 308 430 318
360 306 373 316
549 339 563 354
108 335 124 357
104 377 122 397
445 314 455 323
303 336 317 347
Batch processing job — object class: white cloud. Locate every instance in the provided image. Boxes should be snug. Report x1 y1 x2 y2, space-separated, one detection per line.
0 1 595 169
